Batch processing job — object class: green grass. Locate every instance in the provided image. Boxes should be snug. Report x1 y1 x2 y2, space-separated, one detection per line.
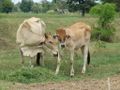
0 13 120 88
0 80 12 90
0 43 120 84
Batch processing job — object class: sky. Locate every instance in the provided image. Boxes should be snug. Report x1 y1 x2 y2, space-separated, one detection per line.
12 0 52 4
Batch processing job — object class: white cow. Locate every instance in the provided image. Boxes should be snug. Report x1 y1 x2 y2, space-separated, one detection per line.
16 17 60 67
54 22 91 76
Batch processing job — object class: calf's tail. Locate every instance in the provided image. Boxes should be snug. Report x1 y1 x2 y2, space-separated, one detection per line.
87 50 90 65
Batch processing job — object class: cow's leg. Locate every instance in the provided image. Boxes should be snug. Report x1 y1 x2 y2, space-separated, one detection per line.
40 53 44 66
19 48 24 64
55 53 61 75
36 53 40 66
81 45 88 73
70 50 74 76
36 53 44 66
30 57 35 68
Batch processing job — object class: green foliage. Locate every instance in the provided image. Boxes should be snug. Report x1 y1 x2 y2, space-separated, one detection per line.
90 4 102 16
41 0 51 13
92 26 115 41
46 10 56 14
20 0 33 12
99 3 116 27
0 0 14 13
31 3 42 13
95 40 106 48
67 0 95 14
90 3 116 21
12 3 21 12
90 3 116 42
0 0 3 12
51 0 68 13
8 67 58 83
101 0 120 11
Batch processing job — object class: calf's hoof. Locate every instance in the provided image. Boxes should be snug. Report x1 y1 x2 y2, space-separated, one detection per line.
81 70 86 74
70 73 74 77
55 72 58 76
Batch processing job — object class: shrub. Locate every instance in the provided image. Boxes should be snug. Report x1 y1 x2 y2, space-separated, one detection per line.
47 10 55 14
7 67 58 83
90 3 116 42
90 4 102 16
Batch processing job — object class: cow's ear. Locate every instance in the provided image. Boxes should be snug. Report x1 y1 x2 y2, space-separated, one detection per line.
45 33 48 39
53 34 58 39
66 35 71 39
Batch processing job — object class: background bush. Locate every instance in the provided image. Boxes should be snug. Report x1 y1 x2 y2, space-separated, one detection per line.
90 3 116 42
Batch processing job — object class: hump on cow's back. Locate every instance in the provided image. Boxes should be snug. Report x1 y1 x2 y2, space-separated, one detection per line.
27 17 40 22
16 17 46 46
22 17 46 35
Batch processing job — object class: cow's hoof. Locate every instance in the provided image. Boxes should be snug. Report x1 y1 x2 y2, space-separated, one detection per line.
21 61 24 64
30 65 34 68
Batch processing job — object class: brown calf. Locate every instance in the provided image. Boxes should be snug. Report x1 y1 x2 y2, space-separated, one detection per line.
54 22 91 76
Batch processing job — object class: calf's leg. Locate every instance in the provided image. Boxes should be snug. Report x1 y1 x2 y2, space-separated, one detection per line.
55 53 61 75
19 48 24 64
30 57 35 68
70 50 74 76
81 46 88 73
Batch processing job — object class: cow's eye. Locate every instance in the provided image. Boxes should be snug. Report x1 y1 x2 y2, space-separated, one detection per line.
49 41 53 44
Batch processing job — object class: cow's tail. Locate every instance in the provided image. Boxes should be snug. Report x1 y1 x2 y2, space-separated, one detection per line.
87 50 90 65
36 53 40 65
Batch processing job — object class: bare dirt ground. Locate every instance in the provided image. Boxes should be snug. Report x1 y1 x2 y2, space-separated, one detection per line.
10 75 120 90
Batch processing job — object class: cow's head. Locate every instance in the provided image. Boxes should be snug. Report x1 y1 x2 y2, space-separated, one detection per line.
44 32 59 57
53 29 71 48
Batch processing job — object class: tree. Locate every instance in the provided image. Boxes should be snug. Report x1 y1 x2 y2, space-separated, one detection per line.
1 0 14 13
51 0 68 13
31 3 42 13
13 3 21 12
20 0 33 12
67 0 95 16
101 0 120 11
0 0 3 12
41 0 50 13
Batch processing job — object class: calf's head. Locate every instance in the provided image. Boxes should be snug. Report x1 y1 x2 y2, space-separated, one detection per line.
53 29 70 48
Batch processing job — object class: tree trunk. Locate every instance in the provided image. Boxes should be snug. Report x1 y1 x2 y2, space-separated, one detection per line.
81 7 85 16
